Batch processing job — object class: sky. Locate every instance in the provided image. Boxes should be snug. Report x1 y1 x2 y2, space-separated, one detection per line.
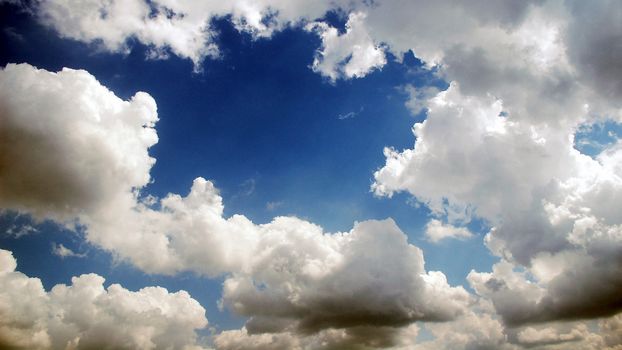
0 1 621 349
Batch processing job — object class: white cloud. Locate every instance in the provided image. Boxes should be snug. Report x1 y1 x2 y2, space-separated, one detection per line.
401 85 440 116
0 63 158 223
214 324 420 350
516 325 585 348
424 219 473 243
0 249 209 350
221 219 470 335
3 0 622 346
0 63 470 346
374 78 622 324
51 243 85 259
307 12 386 81
32 0 343 70
89 179 471 334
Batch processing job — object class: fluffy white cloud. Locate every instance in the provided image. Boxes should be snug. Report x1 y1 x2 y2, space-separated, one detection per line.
220 219 469 334
89 177 470 335
33 0 344 69
4 0 622 346
214 324 420 350
0 63 158 223
0 63 469 346
374 80 622 325
369 1 622 321
0 249 208 350
424 219 473 243
307 12 386 81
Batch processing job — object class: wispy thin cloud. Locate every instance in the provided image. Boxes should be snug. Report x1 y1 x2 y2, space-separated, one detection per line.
337 106 364 120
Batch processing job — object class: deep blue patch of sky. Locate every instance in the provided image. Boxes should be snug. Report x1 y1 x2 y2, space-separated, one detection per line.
0 2 497 331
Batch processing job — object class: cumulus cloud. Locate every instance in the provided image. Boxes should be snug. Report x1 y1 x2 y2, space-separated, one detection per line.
0 249 208 350
0 63 158 223
29 0 347 70
220 219 469 335
424 219 474 243
0 63 469 346
374 80 622 325
3 0 622 346
370 1 622 324
307 12 386 81
214 324 420 350
88 178 470 336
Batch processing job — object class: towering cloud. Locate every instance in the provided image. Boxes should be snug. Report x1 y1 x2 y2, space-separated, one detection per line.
370 0 622 328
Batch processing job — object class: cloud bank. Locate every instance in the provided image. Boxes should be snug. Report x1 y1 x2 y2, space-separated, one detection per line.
0 249 208 350
0 63 469 347
2 0 622 348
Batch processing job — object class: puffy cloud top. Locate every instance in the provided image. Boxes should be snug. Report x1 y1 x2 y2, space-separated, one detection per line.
0 63 158 222
0 249 208 350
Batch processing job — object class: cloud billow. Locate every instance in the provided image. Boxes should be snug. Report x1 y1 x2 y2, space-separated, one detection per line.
0 63 469 348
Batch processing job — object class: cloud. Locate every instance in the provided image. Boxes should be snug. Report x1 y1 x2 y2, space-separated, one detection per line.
51 243 86 259
401 85 440 116
3 0 622 345
515 325 584 348
220 219 470 335
265 201 283 211
337 107 364 120
0 63 158 223
0 249 208 350
88 178 470 334
0 63 469 346
214 324 420 350
307 12 386 81
424 219 474 243
27 0 344 70
6 223 38 238
374 79 622 325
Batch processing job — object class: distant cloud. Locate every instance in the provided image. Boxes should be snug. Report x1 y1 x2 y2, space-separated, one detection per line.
0 249 209 349
238 178 256 197
6 224 37 238
307 12 386 81
424 219 473 243
337 106 364 120
265 200 283 211
51 243 85 259
3 27 24 42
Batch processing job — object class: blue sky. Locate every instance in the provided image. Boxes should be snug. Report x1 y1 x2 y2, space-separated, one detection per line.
1 1 621 349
